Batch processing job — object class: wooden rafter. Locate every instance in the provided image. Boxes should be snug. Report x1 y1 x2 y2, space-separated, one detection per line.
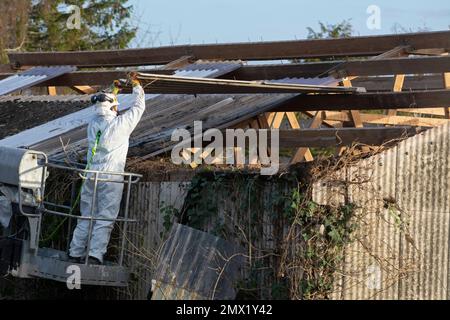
272 46 430 159
386 74 406 116
444 72 450 119
289 112 323 164
47 86 57 96
335 46 409 153
342 78 364 128
266 111 316 164
285 112 314 163
302 111 339 128
398 108 450 116
323 111 449 127
270 112 285 129
72 85 97 94
265 113 275 127
352 74 444 92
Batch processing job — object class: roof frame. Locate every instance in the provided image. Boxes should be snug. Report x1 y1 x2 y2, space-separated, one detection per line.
8 30 450 68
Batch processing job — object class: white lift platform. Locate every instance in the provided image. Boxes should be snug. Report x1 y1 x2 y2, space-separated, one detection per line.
0 146 141 287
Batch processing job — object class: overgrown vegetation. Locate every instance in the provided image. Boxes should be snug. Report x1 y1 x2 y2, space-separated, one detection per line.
160 164 357 300
282 191 356 299
38 169 75 248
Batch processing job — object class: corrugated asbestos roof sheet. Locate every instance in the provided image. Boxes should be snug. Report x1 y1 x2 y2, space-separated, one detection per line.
396 123 450 300
34 93 295 160
177 60 243 78
0 62 346 160
313 122 450 300
0 61 350 164
0 96 91 140
0 61 242 148
0 66 76 95
270 76 339 86
0 94 91 103
152 223 244 300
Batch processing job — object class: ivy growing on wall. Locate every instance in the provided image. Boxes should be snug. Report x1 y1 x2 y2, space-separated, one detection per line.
160 166 357 300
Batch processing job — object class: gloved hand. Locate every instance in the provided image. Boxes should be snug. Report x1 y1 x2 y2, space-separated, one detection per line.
111 80 121 95
128 72 141 87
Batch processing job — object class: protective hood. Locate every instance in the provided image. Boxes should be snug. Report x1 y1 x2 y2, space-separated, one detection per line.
92 92 119 117
94 101 118 117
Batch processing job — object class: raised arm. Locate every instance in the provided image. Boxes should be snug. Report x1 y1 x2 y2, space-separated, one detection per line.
114 84 146 137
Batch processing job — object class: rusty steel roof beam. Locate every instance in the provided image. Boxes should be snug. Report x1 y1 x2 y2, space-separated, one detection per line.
275 89 450 111
2 55 449 87
229 55 450 80
277 127 423 148
8 31 450 68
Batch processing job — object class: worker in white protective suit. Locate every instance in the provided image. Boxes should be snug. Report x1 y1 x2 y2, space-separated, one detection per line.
69 76 145 265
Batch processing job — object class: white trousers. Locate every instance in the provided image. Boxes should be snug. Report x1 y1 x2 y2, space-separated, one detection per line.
69 174 124 262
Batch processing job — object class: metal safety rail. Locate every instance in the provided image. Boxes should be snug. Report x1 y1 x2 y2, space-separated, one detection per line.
8 148 142 286
39 161 142 265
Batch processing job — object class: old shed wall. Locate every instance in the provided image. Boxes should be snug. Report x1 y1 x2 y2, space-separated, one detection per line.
121 122 449 300
119 171 297 300
314 122 450 299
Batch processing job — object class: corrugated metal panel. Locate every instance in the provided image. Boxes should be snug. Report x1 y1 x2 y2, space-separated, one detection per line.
314 148 401 300
176 60 242 78
342 147 400 300
0 66 76 95
313 123 450 300
270 76 339 86
119 181 190 300
121 124 448 300
312 166 347 207
152 223 245 300
152 281 204 300
122 177 295 300
125 182 162 300
396 122 450 300
0 97 91 141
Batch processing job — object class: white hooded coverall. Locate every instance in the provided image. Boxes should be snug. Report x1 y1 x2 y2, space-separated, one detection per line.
69 85 145 262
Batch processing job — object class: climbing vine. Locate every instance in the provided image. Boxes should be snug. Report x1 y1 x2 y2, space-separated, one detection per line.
161 165 357 300
281 187 356 299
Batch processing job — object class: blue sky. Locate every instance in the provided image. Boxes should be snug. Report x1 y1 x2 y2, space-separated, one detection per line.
127 0 449 47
